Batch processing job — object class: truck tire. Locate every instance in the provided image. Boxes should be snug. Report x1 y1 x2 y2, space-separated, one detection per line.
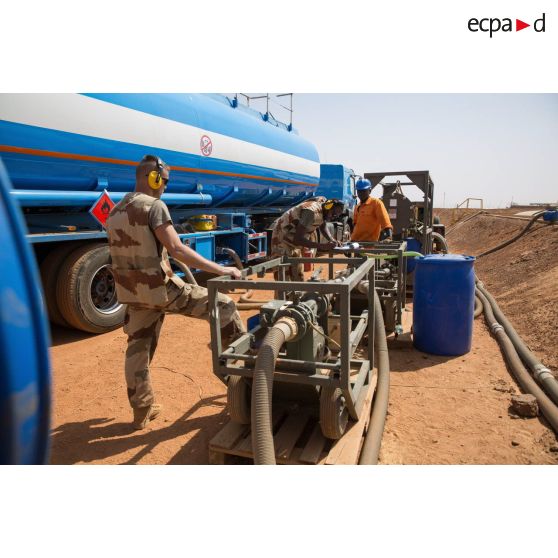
56 243 125 333
40 242 81 327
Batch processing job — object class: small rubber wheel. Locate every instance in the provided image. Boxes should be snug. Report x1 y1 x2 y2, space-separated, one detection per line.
40 243 81 327
319 385 349 440
56 243 126 333
227 376 251 424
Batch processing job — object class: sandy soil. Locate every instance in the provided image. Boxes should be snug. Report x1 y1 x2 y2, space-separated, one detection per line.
49 288 275 465
380 317 557 464
49 234 558 464
446 212 558 372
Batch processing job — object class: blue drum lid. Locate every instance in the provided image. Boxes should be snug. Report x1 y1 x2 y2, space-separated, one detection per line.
416 254 475 264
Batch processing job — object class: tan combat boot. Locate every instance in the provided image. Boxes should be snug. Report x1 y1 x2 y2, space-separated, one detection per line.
133 403 163 430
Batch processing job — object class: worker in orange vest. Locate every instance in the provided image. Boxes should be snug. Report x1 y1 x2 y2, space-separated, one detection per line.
351 178 393 242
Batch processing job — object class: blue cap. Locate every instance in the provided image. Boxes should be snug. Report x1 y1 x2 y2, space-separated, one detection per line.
355 178 372 191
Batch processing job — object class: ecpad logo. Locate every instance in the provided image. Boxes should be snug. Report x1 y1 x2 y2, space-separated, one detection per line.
468 13 546 37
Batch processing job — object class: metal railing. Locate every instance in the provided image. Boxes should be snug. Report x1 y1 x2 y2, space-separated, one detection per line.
457 197 484 209
235 93 294 130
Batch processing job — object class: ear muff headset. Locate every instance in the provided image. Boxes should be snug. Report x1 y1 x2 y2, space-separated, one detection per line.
142 154 167 190
324 199 344 211
148 169 163 190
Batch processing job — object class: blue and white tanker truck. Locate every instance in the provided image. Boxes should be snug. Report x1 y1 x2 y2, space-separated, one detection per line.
0 94 355 333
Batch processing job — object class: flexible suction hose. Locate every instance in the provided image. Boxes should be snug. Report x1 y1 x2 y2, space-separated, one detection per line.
251 318 298 465
221 247 244 270
476 211 546 259
359 289 391 465
431 231 449 253
173 260 198 286
238 290 270 307
476 281 558 406
476 289 558 434
219 247 270 309
474 295 483 318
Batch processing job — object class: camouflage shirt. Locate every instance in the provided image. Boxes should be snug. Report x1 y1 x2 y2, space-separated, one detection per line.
270 197 326 249
106 192 182 308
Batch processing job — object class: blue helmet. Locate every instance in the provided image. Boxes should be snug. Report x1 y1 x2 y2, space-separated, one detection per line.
355 178 372 191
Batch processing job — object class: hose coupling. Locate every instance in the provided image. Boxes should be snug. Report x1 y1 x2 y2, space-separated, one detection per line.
534 365 555 382
274 316 299 342
490 323 504 334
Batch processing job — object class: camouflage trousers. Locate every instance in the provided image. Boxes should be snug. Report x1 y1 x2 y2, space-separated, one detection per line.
270 244 304 282
124 282 244 409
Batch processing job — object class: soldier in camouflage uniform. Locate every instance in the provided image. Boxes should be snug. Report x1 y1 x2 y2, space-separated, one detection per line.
270 197 346 281
106 155 244 429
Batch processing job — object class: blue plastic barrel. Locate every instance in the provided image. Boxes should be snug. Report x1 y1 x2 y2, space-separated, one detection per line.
0 159 51 464
413 254 476 356
404 237 422 273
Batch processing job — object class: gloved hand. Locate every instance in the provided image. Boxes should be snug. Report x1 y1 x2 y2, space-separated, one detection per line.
379 228 393 243
317 241 336 252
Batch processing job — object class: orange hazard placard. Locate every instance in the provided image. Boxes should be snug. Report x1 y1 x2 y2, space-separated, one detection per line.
89 190 115 228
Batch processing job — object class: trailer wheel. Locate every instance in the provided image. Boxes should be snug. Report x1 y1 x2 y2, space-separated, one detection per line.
40 243 80 327
383 300 396 333
227 375 251 424
56 243 125 333
319 386 349 440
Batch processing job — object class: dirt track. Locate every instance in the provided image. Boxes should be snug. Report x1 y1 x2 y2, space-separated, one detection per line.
49 214 558 464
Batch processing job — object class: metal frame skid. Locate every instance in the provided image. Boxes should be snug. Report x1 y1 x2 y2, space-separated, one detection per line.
207 255 376 422
337 240 408 333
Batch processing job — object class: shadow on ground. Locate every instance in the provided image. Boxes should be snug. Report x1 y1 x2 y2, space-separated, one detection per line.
386 335 460 373
50 395 228 465
49 324 100 347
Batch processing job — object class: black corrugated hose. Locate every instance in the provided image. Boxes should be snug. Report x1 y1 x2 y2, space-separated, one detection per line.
476 288 558 434
476 210 546 259
359 290 390 465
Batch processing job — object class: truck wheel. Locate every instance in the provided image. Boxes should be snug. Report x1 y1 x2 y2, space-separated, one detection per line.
40 243 80 327
227 375 251 424
319 386 349 440
56 243 125 333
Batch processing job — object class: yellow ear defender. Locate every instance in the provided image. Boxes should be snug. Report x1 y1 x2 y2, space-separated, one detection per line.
148 169 163 190
142 154 167 190
323 199 335 210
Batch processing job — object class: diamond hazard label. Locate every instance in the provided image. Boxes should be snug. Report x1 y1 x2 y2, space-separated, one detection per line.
89 190 115 228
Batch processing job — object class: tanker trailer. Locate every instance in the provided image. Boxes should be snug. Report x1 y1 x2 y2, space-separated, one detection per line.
0 93 326 333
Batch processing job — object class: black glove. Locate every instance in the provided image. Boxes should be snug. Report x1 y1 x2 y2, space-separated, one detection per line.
379 228 393 243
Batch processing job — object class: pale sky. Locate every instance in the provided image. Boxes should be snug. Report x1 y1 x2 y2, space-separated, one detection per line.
263 94 558 208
